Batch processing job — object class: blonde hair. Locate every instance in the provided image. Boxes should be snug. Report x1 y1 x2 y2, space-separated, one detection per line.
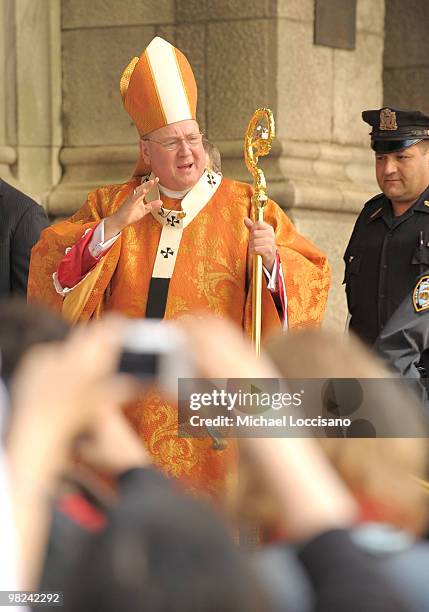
238 330 429 535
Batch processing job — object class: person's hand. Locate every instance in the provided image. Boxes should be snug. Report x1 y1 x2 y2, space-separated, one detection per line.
178 316 357 540
8 316 140 476
104 178 163 240
76 407 150 475
244 217 276 272
6 316 143 588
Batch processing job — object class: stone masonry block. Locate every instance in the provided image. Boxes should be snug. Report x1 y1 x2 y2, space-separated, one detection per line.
277 0 314 22
384 0 429 69
62 0 174 28
277 19 333 141
206 19 277 140
16 145 57 198
333 33 383 145
62 26 155 146
2 0 16 146
154 24 176 44
176 24 206 132
384 67 429 116
356 0 385 34
0 5 6 145
15 0 59 146
176 0 276 22
289 208 357 331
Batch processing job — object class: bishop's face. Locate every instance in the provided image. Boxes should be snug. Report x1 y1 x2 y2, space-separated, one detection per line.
140 119 206 191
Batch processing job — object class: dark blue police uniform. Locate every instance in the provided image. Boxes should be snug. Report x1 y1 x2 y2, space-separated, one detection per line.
344 107 429 375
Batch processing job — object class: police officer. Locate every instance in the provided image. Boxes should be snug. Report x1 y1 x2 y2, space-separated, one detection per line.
344 107 429 377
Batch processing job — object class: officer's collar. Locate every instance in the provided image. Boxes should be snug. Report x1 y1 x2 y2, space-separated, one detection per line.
366 185 429 223
366 201 385 223
412 185 429 214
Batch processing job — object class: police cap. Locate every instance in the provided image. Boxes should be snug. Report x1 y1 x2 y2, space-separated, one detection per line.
362 107 429 153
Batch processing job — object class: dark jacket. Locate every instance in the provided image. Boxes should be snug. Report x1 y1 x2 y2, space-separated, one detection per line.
0 179 49 298
62 468 413 612
256 525 429 612
374 272 429 405
344 186 429 351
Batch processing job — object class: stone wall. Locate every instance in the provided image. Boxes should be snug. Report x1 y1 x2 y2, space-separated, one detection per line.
52 0 175 214
384 0 429 113
184 0 383 330
0 0 387 330
273 0 384 330
0 0 17 184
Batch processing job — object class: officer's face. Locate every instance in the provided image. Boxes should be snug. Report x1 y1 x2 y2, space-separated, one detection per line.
140 119 206 191
375 143 429 205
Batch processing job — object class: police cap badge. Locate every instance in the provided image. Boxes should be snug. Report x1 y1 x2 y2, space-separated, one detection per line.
362 107 429 153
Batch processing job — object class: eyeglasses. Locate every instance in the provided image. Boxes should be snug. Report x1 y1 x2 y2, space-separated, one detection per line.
142 132 204 151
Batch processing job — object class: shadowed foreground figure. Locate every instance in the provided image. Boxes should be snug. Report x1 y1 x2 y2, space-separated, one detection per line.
55 318 413 612
0 179 48 298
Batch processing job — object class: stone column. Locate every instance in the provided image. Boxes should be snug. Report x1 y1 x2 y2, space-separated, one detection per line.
14 0 62 203
0 0 17 183
0 0 62 203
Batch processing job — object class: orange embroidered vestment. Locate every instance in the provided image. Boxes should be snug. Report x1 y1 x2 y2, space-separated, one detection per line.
28 176 330 500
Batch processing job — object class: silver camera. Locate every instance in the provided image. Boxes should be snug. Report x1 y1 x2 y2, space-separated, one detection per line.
119 319 194 397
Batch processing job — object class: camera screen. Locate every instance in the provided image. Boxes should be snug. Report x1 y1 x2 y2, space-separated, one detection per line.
118 350 159 379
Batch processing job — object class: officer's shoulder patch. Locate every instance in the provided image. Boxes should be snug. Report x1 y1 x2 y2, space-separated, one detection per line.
413 275 429 312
